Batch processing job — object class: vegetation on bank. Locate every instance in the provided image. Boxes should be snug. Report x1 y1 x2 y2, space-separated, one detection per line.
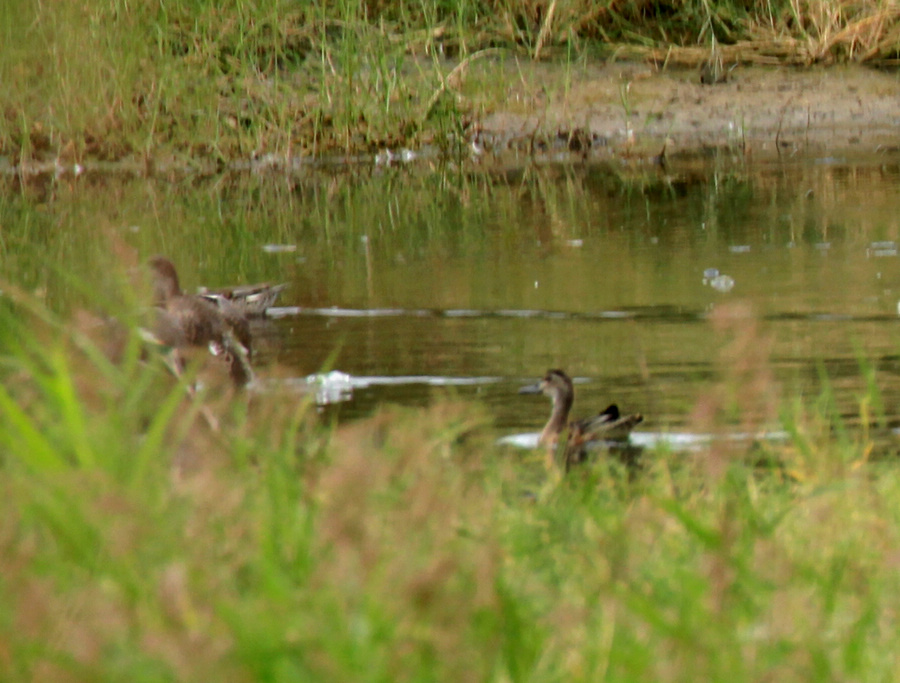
2 0 899 164
1 266 899 680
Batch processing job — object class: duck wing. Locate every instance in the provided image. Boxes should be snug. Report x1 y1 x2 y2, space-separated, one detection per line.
571 404 642 443
563 405 643 470
198 283 287 317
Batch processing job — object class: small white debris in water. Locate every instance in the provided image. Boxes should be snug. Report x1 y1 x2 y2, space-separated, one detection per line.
703 268 734 292
867 241 897 258
74 163 84 176
534 280 539 289
399 149 416 163
709 274 735 292
261 244 297 253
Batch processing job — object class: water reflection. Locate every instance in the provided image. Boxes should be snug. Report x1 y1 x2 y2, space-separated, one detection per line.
4 156 900 437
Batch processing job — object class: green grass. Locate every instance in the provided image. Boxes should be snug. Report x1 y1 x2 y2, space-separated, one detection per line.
2 0 899 164
2 269 900 681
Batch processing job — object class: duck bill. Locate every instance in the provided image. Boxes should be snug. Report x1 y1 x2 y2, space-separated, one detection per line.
518 381 543 395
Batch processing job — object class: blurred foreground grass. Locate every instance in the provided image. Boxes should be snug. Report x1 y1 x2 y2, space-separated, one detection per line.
2 0 899 164
2 278 900 681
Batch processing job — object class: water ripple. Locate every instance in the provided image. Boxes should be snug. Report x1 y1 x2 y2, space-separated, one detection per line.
266 306 900 324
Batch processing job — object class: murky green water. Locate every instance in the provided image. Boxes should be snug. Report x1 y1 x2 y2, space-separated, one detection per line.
4 155 900 437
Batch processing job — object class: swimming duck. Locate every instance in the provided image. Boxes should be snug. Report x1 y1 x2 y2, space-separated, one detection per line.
197 281 287 317
519 369 643 469
148 256 253 388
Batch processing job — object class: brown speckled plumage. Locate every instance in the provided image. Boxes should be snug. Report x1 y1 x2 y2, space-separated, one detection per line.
149 256 253 387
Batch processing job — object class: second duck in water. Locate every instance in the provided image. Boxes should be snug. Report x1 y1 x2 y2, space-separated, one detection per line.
519 369 643 470
148 256 254 388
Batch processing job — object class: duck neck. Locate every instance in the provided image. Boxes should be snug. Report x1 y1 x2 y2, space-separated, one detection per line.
540 391 573 444
154 280 180 305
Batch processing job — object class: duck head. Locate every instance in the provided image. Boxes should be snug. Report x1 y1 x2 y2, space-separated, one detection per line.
149 255 183 304
519 369 574 407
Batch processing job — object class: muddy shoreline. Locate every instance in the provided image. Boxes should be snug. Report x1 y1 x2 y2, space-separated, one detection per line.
5 64 899 177
471 63 900 160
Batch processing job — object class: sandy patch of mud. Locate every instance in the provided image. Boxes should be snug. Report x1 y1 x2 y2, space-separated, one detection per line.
469 62 900 160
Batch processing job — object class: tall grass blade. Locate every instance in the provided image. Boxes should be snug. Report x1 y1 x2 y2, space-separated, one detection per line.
46 348 96 469
128 373 200 491
0 382 67 472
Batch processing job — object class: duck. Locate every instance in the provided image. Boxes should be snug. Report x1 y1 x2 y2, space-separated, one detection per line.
197 281 287 317
519 369 643 469
148 256 253 388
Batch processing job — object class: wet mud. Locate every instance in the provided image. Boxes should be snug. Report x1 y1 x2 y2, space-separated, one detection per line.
470 62 900 161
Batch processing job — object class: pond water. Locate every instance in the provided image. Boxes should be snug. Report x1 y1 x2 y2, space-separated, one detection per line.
4 153 900 440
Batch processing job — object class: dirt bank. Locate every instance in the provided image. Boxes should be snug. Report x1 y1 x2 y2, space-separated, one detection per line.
468 62 900 161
